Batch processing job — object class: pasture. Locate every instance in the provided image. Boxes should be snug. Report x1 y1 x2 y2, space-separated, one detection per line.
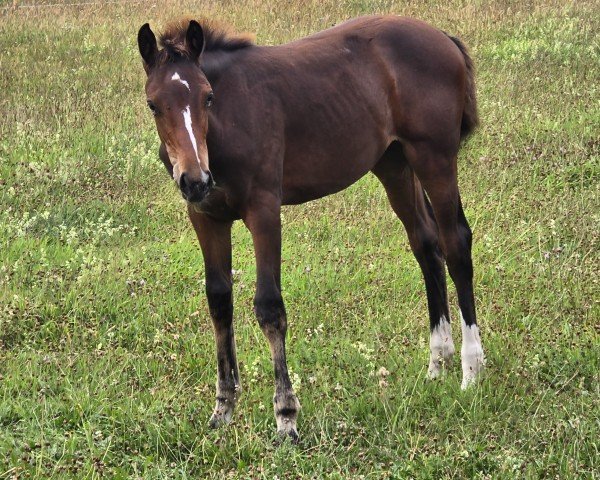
0 0 598 478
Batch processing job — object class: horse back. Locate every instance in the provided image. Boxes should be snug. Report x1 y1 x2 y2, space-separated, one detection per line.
206 16 469 206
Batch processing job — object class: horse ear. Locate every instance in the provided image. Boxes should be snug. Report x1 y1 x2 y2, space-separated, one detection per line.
186 20 205 62
138 23 158 71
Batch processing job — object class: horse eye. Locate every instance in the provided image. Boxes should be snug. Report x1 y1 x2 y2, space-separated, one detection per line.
147 100 158 116
206 92 214 108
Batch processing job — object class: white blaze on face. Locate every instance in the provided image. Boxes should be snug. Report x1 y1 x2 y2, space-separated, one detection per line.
428 315 455 379
181 105 209 183
166 71 209 184
171 71 190 91
460 310 485 389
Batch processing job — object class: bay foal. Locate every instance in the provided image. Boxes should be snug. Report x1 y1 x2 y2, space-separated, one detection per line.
138 15 485 440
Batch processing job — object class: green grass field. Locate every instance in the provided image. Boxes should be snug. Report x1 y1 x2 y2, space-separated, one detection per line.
0 0 598 478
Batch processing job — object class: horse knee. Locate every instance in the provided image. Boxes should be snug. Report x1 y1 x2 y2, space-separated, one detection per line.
206 279 233 322
254 292 286 333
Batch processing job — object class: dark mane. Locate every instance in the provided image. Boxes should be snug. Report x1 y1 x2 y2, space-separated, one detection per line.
157 17 254 64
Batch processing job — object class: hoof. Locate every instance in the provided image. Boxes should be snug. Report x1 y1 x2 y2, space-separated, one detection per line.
274 392 300 444
427 324 454 379
428 346 455 379
427 354 454 379
277 424 299 444
460 350 485 390
428 318 456 379
208 397 235 428
460 319 485 390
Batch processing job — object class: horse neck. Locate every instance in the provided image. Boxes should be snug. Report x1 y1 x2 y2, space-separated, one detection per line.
200 48 249 86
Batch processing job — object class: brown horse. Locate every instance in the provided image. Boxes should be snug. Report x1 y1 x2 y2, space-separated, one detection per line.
138 15 485 441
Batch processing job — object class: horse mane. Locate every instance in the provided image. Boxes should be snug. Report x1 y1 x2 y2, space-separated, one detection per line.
157 17 254 64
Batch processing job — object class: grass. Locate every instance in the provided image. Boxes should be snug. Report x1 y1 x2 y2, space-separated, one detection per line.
0 0 598 478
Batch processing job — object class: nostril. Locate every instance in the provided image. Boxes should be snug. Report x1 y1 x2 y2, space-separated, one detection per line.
178 173 211 202
179 173 188 191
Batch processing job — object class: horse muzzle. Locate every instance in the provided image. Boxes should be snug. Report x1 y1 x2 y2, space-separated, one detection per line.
179 171 214 203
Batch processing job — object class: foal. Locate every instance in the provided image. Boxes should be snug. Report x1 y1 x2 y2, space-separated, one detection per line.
138 15 484 440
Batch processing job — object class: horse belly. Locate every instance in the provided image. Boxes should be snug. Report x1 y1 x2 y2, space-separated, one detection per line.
281 128 390 205
281 93 394 204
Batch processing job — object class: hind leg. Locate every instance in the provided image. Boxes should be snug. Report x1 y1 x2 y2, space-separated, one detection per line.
402 141 484 389
373 144 455 378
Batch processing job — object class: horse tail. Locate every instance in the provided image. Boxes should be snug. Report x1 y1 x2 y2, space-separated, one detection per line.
446 34 479 140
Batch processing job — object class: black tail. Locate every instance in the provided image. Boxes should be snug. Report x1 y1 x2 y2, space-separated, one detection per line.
446 35 479 140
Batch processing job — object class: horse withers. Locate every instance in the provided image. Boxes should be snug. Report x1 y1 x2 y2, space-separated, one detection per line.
137 15 485 441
